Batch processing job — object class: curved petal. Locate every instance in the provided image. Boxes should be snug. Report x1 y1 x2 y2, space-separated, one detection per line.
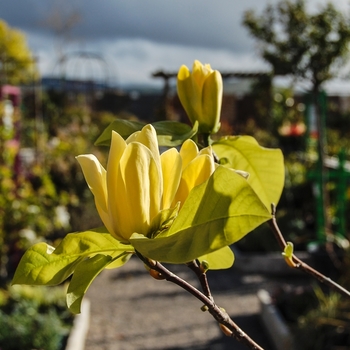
199 145 213 157
173 154 215 207
177 64 197 125
160 148 182 209
192 60 210 88
179 139 199 170
128 124 160 165
76 154 108 213
110 142 162 239
125 130 141 144
76 154 118 238
202 70 222 132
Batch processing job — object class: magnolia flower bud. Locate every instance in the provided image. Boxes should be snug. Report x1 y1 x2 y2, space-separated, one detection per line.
177 60 223 134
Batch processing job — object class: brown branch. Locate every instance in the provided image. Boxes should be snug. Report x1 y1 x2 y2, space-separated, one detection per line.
186 260 213 301
136 252 264 350
269 204 350 299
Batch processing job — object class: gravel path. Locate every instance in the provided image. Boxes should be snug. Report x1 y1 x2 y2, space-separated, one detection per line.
84 255 278 350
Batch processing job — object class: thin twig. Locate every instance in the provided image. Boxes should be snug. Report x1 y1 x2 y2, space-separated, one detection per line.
269 204 350 299
186 260 213 301
136 252 264 350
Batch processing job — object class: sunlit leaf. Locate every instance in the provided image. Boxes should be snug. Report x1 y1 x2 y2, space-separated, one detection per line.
130 166 271 263
198 246 234 270
282 241 294 258
67 254 112 313
105 252 133 269
66 252 131 313
12 227 134 286
213 136 284 209
282 242 296 267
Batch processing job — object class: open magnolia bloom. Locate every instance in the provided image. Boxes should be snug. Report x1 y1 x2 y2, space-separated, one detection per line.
76 124 216 242
13 124 273 313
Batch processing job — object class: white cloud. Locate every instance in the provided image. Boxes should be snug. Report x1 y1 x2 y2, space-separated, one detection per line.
2 0 350 92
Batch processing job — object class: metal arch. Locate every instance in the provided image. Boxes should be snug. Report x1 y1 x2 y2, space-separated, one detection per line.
53 51 110 87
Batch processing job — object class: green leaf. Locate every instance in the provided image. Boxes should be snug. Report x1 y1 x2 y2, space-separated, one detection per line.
198 246 234 270
105 252 133 269
67 254 112 313
213 136 285 209
12 227 134 286
152 120 198 147
94 119 198 147
95 119 145 146
130 166 271 264
66 252 132 313
12 242 84 286
282 242 294 258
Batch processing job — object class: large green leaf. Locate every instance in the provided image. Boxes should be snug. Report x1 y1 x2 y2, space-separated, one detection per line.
94 119 198 147
198 246 234 270
130 166 271 263
213 136 284 209
12 227 134 286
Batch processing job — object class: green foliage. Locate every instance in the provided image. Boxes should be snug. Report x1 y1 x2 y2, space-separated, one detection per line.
0 285 71 350
0 103 69 277
243 0 350 90
295 287 350 350
12 227 134 286
197 246 234 270
12 228 133 312
213 136 285 210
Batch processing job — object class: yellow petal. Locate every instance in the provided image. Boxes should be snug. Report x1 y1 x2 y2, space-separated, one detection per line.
173 154 215 207
199 145 213 157
126 130 141 144
76 154 108 213
202 70 223 132
192 60 210 87
76 154 117 239
177 64 190 82
177 64 197 126
179 139 199 170
110 142 162 239
160 148 182 209
95 202 120 241
128 124 160 164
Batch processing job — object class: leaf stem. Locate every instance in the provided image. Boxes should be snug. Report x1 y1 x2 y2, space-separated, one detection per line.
269 204 350 299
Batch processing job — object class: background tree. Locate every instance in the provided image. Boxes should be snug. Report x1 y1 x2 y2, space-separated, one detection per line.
40 1 81 70
243 0 350 250
0 19 36 85
242 0 350 94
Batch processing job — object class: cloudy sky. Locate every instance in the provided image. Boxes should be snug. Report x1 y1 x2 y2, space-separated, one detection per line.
1 0 350 90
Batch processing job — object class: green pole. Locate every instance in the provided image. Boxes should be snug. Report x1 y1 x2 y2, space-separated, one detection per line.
335 149 347 238
305 91 327 242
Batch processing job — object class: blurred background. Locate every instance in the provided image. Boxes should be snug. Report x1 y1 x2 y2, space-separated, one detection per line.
2 1 350 349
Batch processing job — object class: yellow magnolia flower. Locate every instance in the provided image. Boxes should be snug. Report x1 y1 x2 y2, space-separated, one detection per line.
177 60 223 134
76 125 215 242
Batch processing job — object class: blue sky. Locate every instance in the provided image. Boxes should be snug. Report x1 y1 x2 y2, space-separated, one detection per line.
1 0 350 91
